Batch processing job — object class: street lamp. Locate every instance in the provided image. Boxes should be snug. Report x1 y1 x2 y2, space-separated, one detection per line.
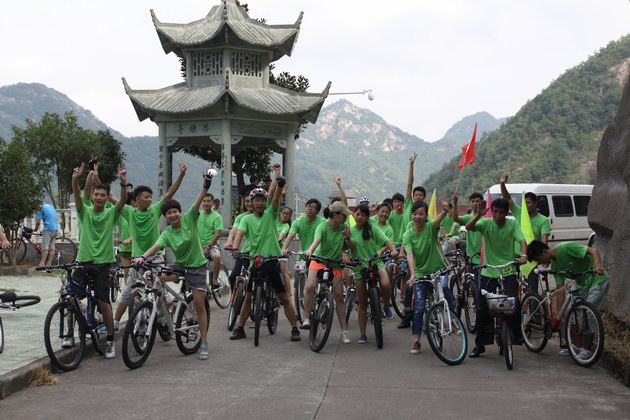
328 89 374 101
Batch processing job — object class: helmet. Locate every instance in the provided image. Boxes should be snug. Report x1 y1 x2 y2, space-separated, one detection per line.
359 195 370 203
249 187 268 199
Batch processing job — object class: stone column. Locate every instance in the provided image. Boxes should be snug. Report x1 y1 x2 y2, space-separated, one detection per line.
221 118 233 226
158 123 172 197
284 124 297 211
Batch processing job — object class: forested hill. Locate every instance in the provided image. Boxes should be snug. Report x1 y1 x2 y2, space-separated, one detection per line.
424 35 630 198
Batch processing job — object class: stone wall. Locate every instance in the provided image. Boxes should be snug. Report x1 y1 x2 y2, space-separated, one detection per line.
589 79 630 323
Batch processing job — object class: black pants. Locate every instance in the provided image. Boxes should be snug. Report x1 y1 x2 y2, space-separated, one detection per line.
475 275 522 348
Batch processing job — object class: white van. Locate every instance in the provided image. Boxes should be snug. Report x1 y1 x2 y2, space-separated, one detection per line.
486 184 594 246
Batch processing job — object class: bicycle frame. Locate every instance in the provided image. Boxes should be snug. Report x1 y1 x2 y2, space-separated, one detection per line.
414 267 455 334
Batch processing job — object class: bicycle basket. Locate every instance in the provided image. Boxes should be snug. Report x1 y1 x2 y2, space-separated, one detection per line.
485 293 517 316
22 227 34 239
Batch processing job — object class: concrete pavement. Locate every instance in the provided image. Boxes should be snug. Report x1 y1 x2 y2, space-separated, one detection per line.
0 275 629 419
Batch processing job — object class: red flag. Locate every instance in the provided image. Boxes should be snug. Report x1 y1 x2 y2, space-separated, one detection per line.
457 123 477 169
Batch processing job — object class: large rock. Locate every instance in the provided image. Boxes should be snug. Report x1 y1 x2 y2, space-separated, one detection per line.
589 79 630 323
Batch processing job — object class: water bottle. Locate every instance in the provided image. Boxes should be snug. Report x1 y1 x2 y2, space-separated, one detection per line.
79 302 87 318
400 259 407 273
166 294 174 316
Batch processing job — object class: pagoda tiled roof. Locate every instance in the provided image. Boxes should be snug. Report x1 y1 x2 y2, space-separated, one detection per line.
122 78 330 124
151 0 303 61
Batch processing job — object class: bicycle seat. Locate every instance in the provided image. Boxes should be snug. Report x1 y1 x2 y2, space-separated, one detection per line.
0 291 17 303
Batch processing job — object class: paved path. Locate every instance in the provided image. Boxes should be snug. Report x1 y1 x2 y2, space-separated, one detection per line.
1 274 629 419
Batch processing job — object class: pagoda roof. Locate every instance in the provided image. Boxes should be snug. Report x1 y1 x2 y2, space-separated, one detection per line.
151 0 303 61
122 78 331 124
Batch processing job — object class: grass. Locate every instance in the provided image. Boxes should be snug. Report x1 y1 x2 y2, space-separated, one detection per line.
602 309 630 362
28 367 58 387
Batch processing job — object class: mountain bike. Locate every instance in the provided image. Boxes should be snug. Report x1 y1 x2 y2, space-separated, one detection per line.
109 265 124 302
447 250 479 334
0 226 77 265
292 255 308 323
206 256 231 309
122 261 210 369
387 255 409 319
520 268 604 367
0 291 41 353
42 263 109 372
227 259 250 331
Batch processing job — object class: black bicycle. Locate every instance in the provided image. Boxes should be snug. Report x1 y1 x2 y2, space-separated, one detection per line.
387 255 409 319
447 250 479 334
227 259 250 331
0 291 41 353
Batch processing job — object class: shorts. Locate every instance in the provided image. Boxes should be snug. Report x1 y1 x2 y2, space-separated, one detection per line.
120 267 147 305
170 263 207 291
41 231 57 251
584 281 609 311
246 260 286 294
308 260 343 278
73 263 111 304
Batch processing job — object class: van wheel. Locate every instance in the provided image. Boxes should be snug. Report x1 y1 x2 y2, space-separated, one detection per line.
587 235 595 247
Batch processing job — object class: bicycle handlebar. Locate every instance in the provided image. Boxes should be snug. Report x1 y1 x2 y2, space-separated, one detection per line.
534 268 596 278
36 262 81 271
474 259 521 271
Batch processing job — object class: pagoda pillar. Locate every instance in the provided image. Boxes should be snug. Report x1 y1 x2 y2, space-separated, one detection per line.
158 123 173 197
284 124 297 211
221 118 233 226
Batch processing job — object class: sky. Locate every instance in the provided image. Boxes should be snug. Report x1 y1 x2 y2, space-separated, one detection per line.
2 0 630 142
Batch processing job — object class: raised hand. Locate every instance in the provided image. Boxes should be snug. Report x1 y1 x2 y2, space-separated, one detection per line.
410 153 417 164
477 200 487 216
178 160 188 174
451 191 458 203
118 163 127 184
73 162 85 178
272 163 281 176
333 175 341 186
499 174 508 184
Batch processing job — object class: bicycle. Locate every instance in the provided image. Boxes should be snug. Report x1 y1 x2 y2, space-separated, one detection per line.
387 255 409 320
0 225 77 266
42 263 110 372
476 260 521 370
109 264 124 302
227 259 250 331
206 256 231 309
0 291 41 353
447 250 479 334
412 267 468 365
520 268 604 367
122 260 210 369
292 255 308 323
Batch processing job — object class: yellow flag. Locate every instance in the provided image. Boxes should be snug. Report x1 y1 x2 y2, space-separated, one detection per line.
520 193 536 277
428 188 437 220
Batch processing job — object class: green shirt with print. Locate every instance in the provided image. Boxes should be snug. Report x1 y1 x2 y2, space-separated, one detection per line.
289 215 326 252
238 207 281 257
474 218 525 278
234 212 251 254
197 210 224 245
375 223 394 241
156 207 206 268
121 198 164 258
118 215 132 253
551 242 608 291
313 221 345 262
458 214 482 265
348 223 389 276
276 220 290 246
369 214 380 225
511 204 551 254
388 209 405 246
402 220 446 277
76 204 120 264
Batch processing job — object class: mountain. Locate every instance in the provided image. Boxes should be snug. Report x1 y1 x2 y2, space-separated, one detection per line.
0 83 505 206
425 35 630 198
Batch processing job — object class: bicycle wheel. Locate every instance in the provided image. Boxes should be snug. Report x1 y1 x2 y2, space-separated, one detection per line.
425 304 468 366
175 294 210 355
44 300 86 372
464 280 478 334
0 317 4 353
212 264 231 309
344 287 355 325
564 301 604 368
390 273 406 319
294 272 305 322
110 271 120 303
501 319 514 370
12 295 41 308
228 284 244 331
520 294 548 353
309 289 334 353
369 287 383 349
55 237 77 265
1 238 27 265
90 305 107 356
449 274 462 318
253 286 263 347
267 292 279 335
122 300 157 369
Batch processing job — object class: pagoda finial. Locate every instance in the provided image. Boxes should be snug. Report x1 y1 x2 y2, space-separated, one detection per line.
295 11 304 27
225 70 230 90
121 77 132 94
150 9 161 25
222 0 228 21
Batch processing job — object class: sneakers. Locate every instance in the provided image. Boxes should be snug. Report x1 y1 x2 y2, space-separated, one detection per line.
62 337 75 348
358 335 367 344
198 343 209 360
558 348 570 356
384 307 394 320
341 330 351 344
410 339 421 354
300 319 310 330
105 340 115 359
291 327 301 342
397 320 411 329
97 320 120 334
579 348 593 359
230 326 246 340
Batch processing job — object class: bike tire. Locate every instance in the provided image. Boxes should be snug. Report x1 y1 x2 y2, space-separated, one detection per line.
122 300 157 369
0 317 4 353
294 272 305 322
345 287 355 325
390 273 406 320
12 295 41 308
254 286 263 347
175 294 210 355
502 319 514 370
44 300 86 372
369 287 383 349
55 237 77 265
463 280 478 334
227 284 244 331
212 264 231 309
309 289 334 353
1 237 27 265
564 301 604 368
425 304 468 366
450 277 462 318
110 272 120 302
90 305 107 356
520 293 548 353
267 291 279 335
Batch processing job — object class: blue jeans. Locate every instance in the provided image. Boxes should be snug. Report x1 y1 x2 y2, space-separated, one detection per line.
527 269 539 295
412 274 453 335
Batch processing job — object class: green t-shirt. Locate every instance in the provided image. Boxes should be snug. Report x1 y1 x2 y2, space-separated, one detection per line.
348 223 389 276
388 209 405 246
121 198 164 258
156 207 206 268
401 197 414 239
402 221 446 277
458 214 482 264
197 210 224 245
375 223 394 241
440 216 459 238
474 218 525 278
512 204 551 254
277 220 290 245
234 212 251 254
76 204 120 264
552 242 608 291
238 207 282 257
118 215 132 253
369 214 380 225
313 221 345 261
289 215 326 252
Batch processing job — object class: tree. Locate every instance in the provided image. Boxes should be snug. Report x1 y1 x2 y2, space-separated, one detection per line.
0 138 44 265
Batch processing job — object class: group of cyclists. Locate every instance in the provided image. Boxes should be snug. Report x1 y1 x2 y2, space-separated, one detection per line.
48 151 609 365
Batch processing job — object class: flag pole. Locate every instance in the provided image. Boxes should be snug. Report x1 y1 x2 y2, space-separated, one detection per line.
454 165 464 193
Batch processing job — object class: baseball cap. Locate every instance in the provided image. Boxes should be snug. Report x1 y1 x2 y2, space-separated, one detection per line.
329 201 351 216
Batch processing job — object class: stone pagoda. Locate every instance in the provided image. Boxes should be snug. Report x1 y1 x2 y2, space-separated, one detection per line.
123 0 330 224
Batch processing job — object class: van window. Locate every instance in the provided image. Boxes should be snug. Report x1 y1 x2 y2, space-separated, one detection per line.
537 195 550 217
552 195 574 217
573 195 590 217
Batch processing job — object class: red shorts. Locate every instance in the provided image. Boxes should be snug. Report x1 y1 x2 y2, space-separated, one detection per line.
308 261 343 278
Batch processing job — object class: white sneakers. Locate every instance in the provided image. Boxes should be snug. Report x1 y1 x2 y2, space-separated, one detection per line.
341 330 351 344
105 340 116 359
